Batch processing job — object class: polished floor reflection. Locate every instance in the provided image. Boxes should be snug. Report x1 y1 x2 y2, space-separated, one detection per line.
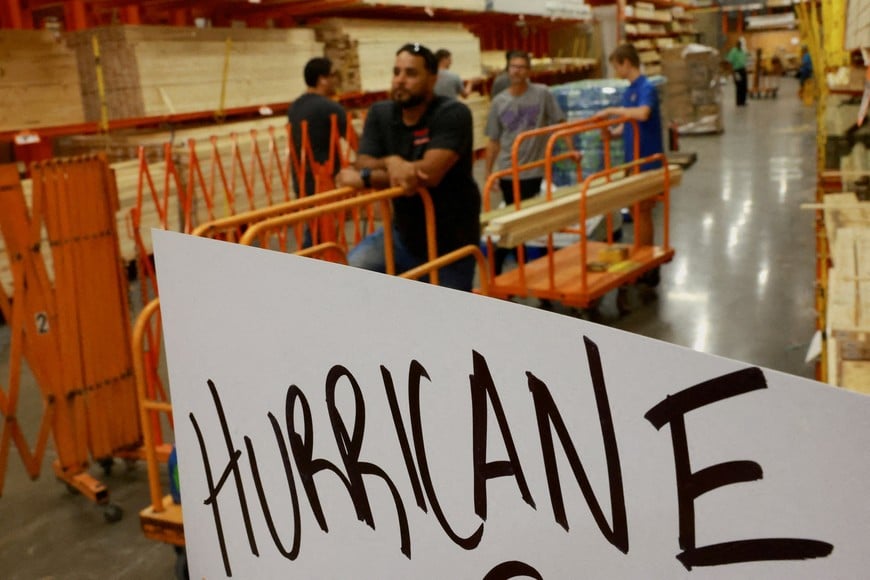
0 77 818 580
589 76 817 379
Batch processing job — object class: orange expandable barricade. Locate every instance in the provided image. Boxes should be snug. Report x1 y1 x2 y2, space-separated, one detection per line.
0 155 141 520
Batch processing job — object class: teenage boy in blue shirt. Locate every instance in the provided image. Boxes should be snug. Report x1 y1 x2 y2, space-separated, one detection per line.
593 44 664 247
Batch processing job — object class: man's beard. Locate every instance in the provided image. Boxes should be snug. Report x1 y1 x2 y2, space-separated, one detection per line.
392 90 426 109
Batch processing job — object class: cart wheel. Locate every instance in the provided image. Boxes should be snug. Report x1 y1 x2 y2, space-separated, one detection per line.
124 458 138 471
175 546 190 580
616 287 632 315
98 457 114 476
538 298 553 310
103 503 123 523
638 267 661 288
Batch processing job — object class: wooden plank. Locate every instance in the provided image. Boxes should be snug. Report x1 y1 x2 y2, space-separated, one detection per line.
484 167 682 248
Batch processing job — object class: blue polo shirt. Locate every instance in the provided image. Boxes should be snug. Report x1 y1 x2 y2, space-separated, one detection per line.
622 75 663 171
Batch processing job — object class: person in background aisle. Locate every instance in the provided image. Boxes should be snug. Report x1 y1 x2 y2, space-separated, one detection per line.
726 38 749 107
336 43 481 291
484 49 566 274
593 43 664 174
592 43 665 294
288 57 347 198
434 48 472 100
797 45 813 97
490 51 512 97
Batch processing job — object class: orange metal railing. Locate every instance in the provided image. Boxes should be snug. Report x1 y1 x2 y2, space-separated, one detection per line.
481 116 675 308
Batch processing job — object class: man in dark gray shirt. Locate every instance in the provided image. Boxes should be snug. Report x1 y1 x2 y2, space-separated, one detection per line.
490 51 512 97
433 48 470 100
337 43 481 291
288 57 347 197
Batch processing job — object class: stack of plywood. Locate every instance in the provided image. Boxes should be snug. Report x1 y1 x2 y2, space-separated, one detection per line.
69 26 323 122
0 30 86 132
361 0 485 8
825 193 870 393
315 19 482 94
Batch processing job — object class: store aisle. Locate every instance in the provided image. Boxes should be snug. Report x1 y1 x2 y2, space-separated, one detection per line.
610 76 819 378
0 77 820 580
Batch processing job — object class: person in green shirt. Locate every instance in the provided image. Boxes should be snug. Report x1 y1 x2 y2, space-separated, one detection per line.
726 39 748 107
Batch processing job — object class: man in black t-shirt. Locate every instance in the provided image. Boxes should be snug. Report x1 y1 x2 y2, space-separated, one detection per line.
337 43 481 291
288 57 347 197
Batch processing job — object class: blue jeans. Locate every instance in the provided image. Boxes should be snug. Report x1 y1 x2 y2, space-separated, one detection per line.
348 227 476 291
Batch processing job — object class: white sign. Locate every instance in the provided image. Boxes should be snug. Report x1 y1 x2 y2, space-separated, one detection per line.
154 230 870 579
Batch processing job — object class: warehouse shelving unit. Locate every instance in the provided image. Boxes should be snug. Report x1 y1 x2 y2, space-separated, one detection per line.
617 0 698 76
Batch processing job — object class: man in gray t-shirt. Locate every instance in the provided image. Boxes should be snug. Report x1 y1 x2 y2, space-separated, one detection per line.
485 51 565 194
433 48 470 100
484 50 566 273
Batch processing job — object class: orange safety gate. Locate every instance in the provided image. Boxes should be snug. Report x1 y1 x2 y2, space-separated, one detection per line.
0 156 140 520
130 114 358 452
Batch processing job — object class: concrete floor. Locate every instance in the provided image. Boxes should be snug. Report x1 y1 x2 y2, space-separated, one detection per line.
0 77 818 578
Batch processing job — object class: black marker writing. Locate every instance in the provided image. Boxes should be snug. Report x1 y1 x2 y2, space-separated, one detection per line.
645 367 833 569
325 365 411 556
471 350 535 520
527 336 628 552
184 340 834 576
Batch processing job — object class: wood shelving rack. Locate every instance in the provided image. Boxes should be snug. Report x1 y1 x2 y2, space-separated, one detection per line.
0 0 596 162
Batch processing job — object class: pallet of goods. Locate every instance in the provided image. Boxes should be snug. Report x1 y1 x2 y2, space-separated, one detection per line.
660 45 723 135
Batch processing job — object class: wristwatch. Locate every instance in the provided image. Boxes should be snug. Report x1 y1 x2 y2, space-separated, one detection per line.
360 167 372 188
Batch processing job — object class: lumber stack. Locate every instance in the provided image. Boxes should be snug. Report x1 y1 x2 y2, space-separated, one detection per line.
464 93 490 152
0 30 86 132
483 166 682 248
824 193 870 394
68 26 323 122
360 0 485 8
315 19 482 94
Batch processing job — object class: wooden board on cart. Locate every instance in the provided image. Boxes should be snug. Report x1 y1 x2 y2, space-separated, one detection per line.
484 166 682 248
